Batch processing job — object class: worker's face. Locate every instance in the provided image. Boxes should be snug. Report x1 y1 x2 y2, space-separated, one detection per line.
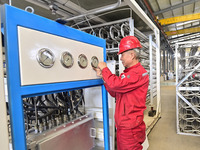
120 50 135 68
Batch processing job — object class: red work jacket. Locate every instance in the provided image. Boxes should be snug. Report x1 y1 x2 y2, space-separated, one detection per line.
102 62 149 129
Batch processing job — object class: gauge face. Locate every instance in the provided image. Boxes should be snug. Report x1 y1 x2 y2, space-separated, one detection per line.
61 52 74 68
78 54 88 69
37 48 55 68
91 56 99 68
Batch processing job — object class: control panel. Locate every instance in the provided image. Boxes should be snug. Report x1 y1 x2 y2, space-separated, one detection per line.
18 26 103 86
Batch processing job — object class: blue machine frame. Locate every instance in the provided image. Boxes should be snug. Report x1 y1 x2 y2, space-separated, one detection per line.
1 4 110 150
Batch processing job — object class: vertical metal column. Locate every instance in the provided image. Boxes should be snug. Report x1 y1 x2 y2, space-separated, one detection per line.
167 50 169 72
163 49 166 73
175 43 179 133
129 18 134 36
155 29 161 117
168 54 171 71
172 55 174 72
149 34 153 106
0 15 9 150
160 48 162 74
102 86 110 150
170 53 172 71
102 41 110 150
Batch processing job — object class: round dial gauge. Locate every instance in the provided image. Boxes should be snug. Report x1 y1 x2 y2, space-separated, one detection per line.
37 48 55 68
78 54 88 69
91 56 99 68
61 52 74 68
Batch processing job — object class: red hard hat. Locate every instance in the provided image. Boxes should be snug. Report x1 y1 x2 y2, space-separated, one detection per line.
118 36 142 55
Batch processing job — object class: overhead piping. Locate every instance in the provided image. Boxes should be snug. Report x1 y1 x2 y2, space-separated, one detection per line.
57 0 121 22
26 0 73 18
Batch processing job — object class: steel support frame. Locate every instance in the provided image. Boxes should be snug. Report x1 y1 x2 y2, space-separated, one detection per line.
176 40 200 136
149 35 158 107
149 35 153 106
1 4 110 150
125 0 161 118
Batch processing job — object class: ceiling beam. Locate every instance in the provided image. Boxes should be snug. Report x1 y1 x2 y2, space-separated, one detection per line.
159 12 200 25
170 34 200 44
154 0 198 15
168 33 199 41
165 26 200 36
162 19 200 28
172 35 200 43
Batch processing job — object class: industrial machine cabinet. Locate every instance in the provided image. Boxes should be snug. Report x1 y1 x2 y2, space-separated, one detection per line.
0 4 110 150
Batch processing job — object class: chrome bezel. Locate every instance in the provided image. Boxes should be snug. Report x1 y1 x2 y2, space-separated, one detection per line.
91 56 99 68
78 54 88 69
61 51 74 68
36 48 55 68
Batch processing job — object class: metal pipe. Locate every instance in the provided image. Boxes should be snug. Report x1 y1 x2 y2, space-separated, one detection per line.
89 29 99 37
65 0 121 21
99 28 110 40
106 43 112 49
80 18 130 31
26 0 73 18
9 0 12 5
111 40 119 49
25 6 34 13
120 23 130 37
110 26 121 41
134 28 148 41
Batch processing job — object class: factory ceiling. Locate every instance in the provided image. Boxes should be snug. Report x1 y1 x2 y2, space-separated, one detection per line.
1 0 200 53
147 0 200 48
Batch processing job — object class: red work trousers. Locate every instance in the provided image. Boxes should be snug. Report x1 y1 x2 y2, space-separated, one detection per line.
116 127 145 150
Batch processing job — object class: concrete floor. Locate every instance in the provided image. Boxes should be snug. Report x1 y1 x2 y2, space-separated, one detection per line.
148 82 200 150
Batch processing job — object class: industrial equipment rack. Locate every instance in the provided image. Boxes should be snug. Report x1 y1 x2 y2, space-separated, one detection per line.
176 40 200 136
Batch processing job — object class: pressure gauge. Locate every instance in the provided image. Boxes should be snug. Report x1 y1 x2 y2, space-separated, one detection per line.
91 56 99 68
37 48 55 68
61 52 74 68
78 54 88 69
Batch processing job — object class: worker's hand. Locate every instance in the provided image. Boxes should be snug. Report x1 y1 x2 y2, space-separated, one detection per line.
98 62 107 70
93 67 102 77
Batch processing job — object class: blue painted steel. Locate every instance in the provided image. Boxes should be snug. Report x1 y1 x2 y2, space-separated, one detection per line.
102 85 110 150
1 4 110 150
102 31 110 150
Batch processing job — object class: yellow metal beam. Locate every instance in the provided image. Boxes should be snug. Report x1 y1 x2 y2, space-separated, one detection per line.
159 13 200 25
165 26 200 36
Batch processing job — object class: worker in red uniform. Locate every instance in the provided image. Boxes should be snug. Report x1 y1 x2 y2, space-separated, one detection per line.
94 36 149 150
